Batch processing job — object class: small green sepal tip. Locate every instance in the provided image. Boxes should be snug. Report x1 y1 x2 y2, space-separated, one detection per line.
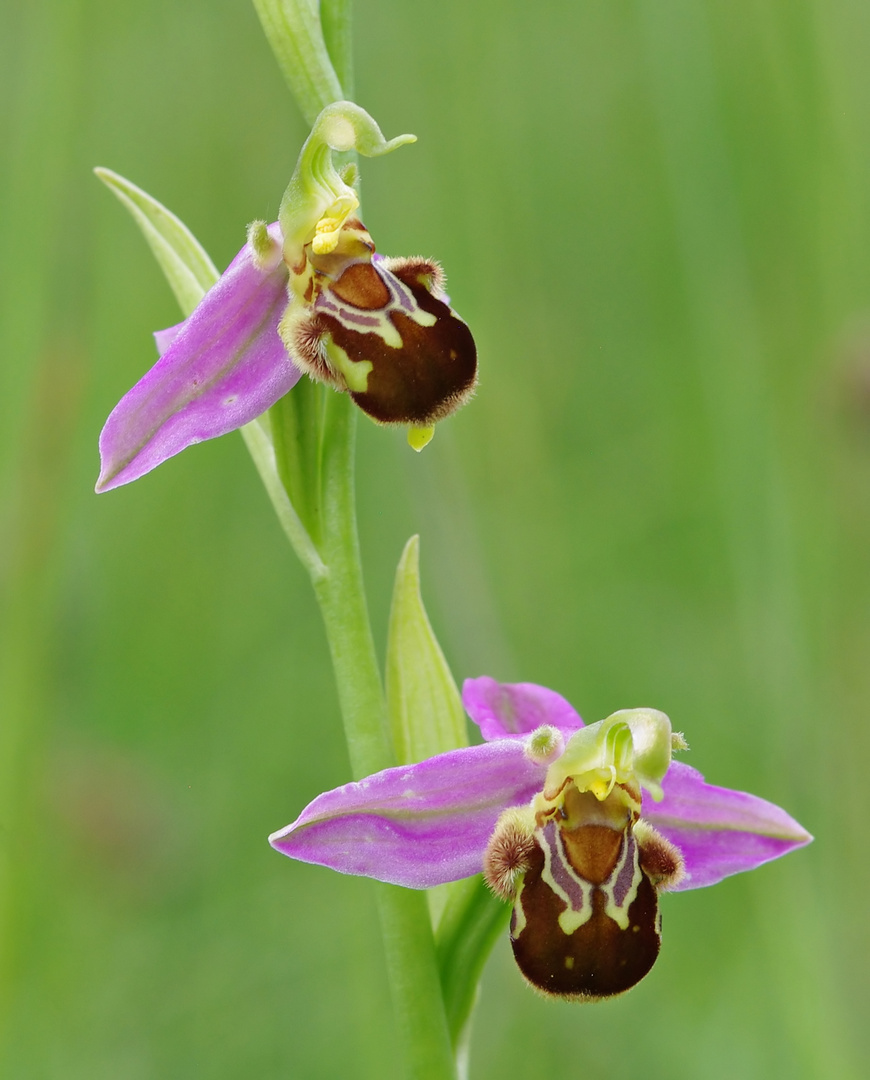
247 219 282 270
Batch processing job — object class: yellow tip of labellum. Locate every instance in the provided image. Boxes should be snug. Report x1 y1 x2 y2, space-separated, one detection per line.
408 425 435 451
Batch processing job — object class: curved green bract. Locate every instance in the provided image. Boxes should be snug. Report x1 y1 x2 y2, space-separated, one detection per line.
436 876 511 1051
94 167 218 317
386 536 468 768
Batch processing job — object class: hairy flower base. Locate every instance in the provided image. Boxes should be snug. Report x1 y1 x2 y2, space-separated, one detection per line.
270 678 812 1000
486 783 684 999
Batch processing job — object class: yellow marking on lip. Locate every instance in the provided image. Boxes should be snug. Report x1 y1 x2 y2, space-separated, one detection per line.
323 335 372 393
512 881 528 938
599 834 643 931
408 306 436 329
538 826 593 936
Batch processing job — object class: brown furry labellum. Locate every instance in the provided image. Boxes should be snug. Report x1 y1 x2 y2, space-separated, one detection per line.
484 792 684 1001
281 220 477 428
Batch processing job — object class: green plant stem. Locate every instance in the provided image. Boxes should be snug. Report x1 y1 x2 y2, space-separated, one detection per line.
376 883 458 1080
252 0 343 125
310 392 391 775
255 6 456 1072
242 417 327 581
290 390 456 1080
320 0 354 99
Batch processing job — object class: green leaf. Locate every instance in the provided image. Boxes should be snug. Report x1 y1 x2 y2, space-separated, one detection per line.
436 875 511 1052
93 167 218 317
386 536 467 766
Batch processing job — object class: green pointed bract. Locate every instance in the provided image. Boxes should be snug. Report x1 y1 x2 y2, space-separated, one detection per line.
94 168 218 316
278 101 415 279
386 536 467 766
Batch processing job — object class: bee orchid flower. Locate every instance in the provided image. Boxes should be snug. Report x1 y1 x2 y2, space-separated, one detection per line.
97 102 477 492
269 677 811 1001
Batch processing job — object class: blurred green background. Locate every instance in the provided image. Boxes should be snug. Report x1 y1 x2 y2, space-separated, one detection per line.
1 0 867 1076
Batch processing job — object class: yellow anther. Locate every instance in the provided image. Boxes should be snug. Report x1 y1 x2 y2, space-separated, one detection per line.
588 777 613 801
311 192 361 255
312 219 343 255
577 767 617 802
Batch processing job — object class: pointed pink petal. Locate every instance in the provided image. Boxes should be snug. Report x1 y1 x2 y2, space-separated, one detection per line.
462 677 584 742
97 224 300 491
644 761 813 890
269 740 550 889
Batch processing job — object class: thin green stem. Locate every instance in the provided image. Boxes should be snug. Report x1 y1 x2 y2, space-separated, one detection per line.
241 417 327 582
376 883 458 1080
269 379 325 551
320 0 354 99
252 0 343 125
310 392 391 776
288 390 456 1080
253 6 458 1072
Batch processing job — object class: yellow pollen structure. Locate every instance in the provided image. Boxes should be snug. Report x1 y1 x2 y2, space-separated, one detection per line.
311 193 360 255
587 770 616 801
